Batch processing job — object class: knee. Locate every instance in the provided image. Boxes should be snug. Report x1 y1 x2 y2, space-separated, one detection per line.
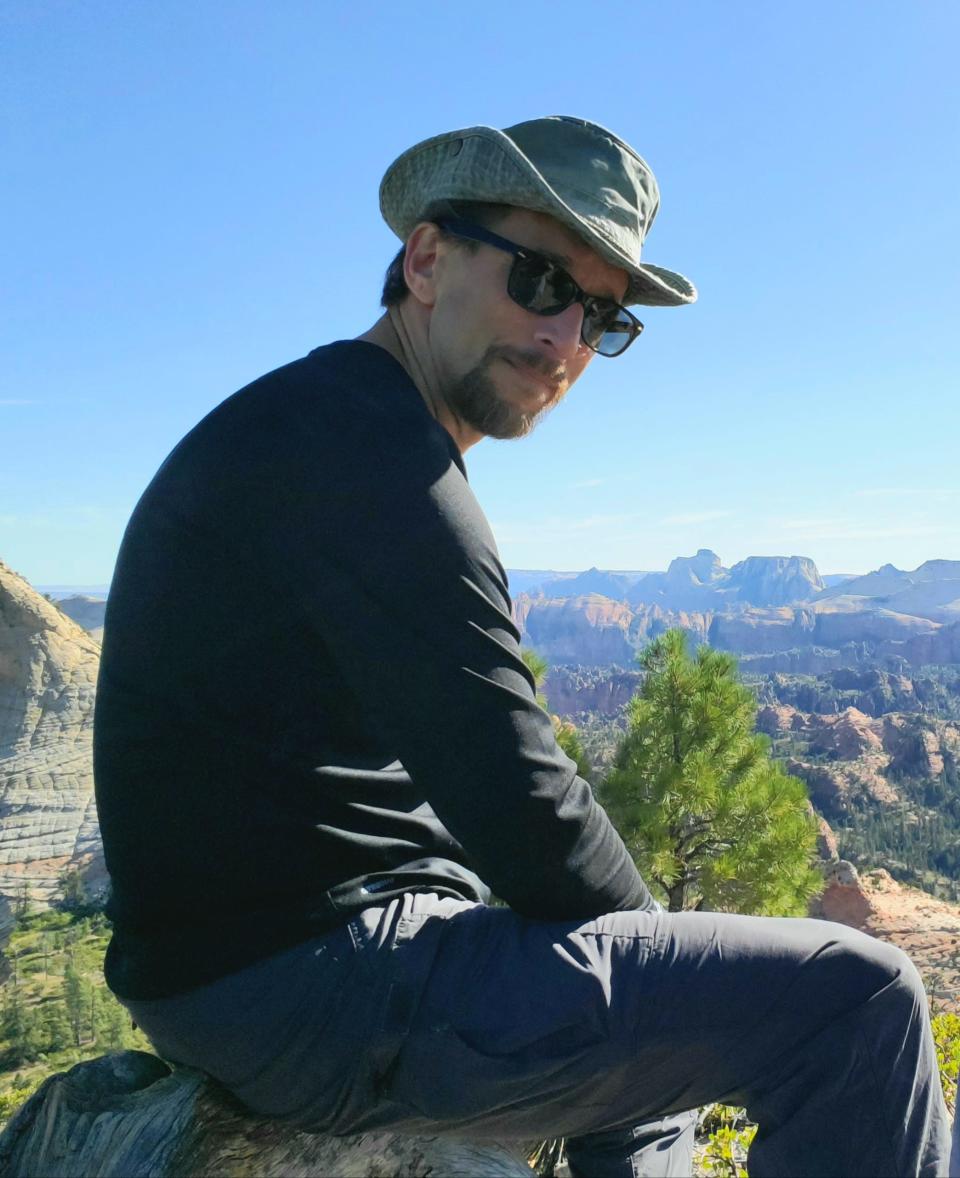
816 920 925 1012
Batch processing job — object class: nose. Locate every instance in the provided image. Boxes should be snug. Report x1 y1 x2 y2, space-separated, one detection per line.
533 301 586 362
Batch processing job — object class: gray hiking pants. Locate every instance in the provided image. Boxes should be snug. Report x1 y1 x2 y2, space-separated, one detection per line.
125 893 950 1177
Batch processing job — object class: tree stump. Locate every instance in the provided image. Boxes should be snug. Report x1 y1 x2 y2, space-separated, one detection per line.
0 1051 534 1177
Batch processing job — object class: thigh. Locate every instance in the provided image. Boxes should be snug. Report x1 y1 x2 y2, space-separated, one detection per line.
377 904 909 1140
124 919 396 1129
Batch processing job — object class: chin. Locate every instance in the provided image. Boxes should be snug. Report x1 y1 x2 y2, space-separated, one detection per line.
446 348 557 440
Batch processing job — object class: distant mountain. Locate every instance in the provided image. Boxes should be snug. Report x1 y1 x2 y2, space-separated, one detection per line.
506 569 577 596
725 555 825 605
36 585 109 599
535 567 650 601
512 554 960 670
509 551 828 611
55 595 107 641
821 559 960 623
511 568 650 599
623 550 825 610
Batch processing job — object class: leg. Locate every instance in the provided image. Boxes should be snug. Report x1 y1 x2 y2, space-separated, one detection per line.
373 903 948 1177
124 895 950 1176
564 1113 698 1178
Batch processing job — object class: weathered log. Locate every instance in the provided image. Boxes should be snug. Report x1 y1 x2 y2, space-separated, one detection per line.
0 1050 533 1177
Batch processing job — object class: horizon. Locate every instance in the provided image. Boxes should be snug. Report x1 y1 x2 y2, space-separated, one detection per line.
3 2 958 585
28 549 957 601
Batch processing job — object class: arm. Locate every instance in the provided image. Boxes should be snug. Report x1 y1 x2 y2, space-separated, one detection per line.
246 362 650 920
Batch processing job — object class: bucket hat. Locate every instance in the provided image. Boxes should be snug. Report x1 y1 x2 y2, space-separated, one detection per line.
379 115 696 308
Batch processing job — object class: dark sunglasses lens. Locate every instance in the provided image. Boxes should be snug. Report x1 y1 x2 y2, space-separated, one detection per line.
585 304 642 357
508 256 575 314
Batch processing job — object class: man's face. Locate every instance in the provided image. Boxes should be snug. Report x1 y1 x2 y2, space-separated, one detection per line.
425 209 631 440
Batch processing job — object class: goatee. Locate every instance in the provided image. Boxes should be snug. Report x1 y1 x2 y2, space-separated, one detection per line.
445 345 565 440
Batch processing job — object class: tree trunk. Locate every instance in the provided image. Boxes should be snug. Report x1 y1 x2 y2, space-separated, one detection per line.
0 1051 533 1177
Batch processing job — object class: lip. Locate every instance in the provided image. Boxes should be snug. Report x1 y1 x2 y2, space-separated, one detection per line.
504 357 563 401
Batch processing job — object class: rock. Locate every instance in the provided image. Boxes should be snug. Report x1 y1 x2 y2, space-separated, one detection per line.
812 607 938 647
516 593 635 665
882 715 953 779
0 1051 532 1177
787 758 898 816
663 549 724 588
627 552 824 610
735 646 851 675
0 561 105 908
814 859 875 927
756 704 800 735
824 859 861 886
708 609 814 655
52 595 106 643
820 563 912 601
814 812 839 862
725 555 824 605
543 667 642 718
807 709 883 760
903 620 960 668
530 567 646 602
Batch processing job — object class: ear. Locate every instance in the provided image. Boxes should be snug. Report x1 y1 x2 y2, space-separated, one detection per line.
402 222 444 309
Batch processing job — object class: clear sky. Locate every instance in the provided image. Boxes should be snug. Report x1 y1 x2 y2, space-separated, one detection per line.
2 1 958 587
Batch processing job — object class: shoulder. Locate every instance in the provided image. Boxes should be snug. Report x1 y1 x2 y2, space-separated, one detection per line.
154 341 459 486
211 340 439 441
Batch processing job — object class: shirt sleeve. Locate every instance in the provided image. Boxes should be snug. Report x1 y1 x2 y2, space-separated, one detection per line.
241 375 651 921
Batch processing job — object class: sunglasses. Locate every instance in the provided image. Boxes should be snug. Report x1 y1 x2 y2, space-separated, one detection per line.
435 219 644 358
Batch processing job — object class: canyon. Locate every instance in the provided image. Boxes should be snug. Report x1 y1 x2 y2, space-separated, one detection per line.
514 551 960 670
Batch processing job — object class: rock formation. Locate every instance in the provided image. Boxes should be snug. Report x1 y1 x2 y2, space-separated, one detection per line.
807 708 883 760
725 555 824 605
531 567 648 602
776 707 960 815
903 620 960 667
624 551 824 611
813 812 839 862
0 561 105 907
54 594 106 643
787 757 899 815
821 559 960 623
509 554 960 671
0 1051 532 1177
516 594 637 664
544 666 642 718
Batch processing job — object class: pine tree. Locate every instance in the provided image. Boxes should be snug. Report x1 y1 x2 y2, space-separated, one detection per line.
99 994 135 1050
2 984 43 1066
63 958 87 1047
39 998 73 1054
600 629 822 915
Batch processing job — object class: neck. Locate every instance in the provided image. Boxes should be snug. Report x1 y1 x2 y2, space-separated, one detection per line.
356 307 483 454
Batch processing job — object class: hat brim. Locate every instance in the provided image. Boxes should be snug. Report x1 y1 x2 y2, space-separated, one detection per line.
380 126 697 308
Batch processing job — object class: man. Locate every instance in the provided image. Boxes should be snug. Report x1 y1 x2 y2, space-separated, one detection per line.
94 117 950 1176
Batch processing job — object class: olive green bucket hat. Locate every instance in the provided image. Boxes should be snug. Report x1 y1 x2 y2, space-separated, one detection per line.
379 115 696 308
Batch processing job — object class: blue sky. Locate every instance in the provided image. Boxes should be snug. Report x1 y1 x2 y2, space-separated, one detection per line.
2 1 958 587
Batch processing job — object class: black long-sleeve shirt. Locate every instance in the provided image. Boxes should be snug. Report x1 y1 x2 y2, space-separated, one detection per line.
94 341 649 999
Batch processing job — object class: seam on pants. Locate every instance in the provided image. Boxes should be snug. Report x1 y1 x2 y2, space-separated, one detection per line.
856 1015 906 1177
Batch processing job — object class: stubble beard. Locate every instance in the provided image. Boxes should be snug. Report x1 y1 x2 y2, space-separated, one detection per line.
444 344 566 441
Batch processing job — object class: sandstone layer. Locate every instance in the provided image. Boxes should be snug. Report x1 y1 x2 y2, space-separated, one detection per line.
0 561 105 906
